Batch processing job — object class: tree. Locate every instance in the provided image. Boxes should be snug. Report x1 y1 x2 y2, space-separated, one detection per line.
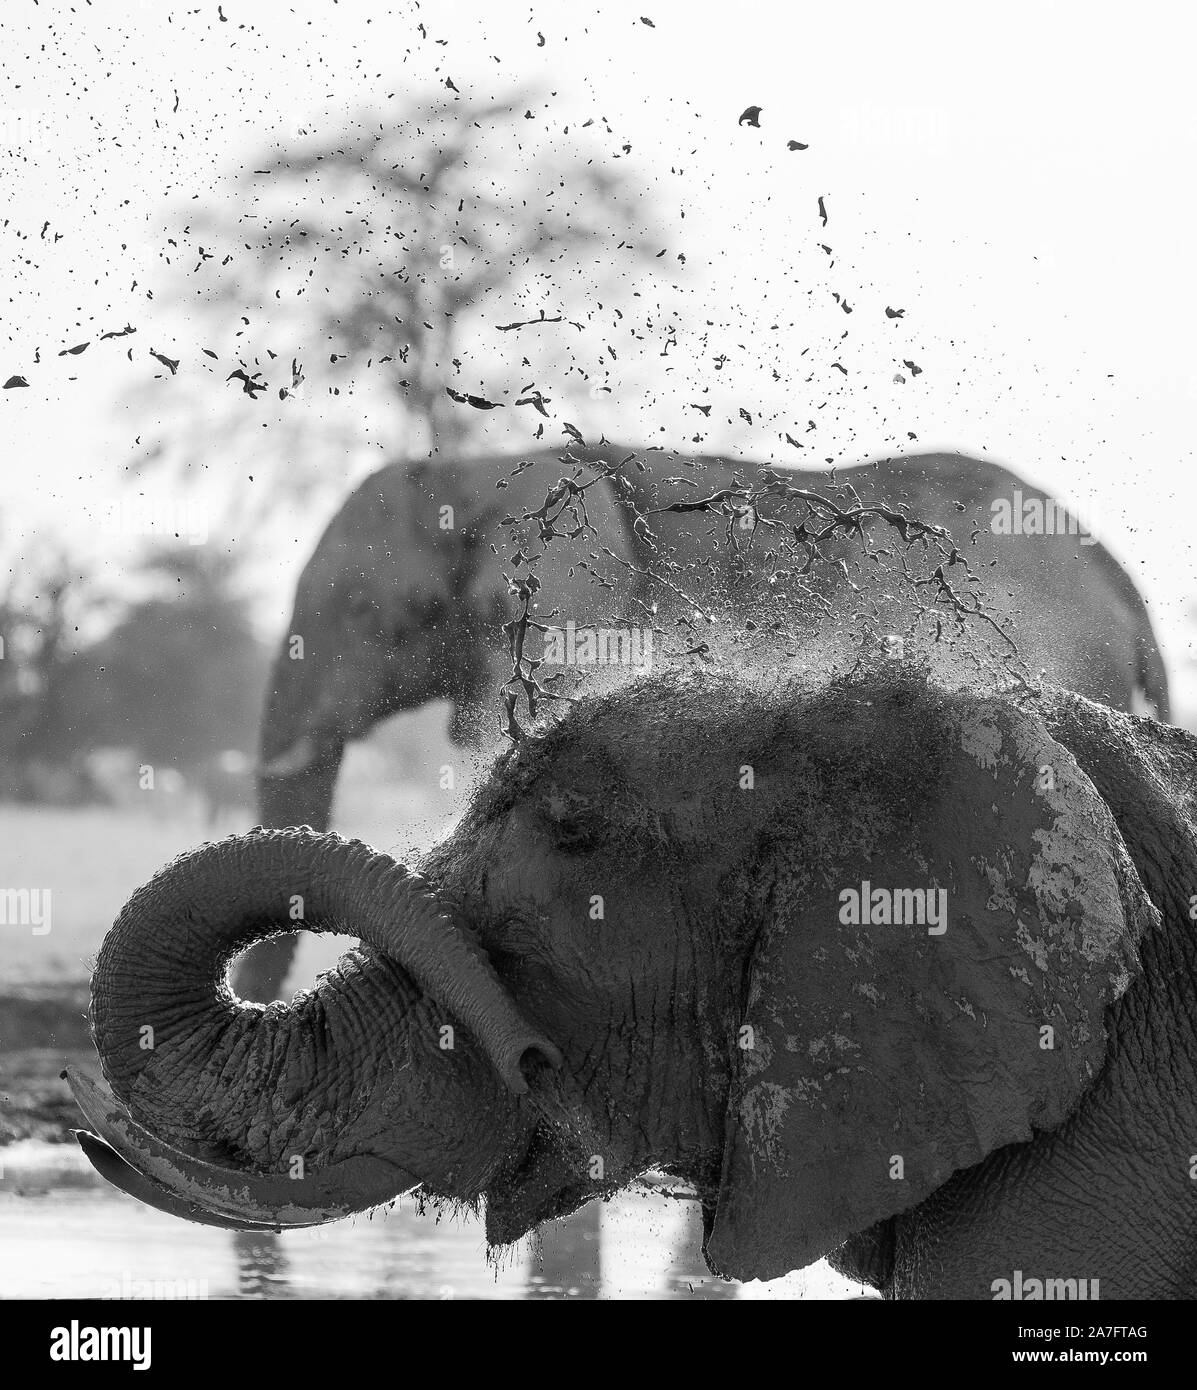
0 552 105 791
0 542 271 802
132 91 682 513
83 545 270 767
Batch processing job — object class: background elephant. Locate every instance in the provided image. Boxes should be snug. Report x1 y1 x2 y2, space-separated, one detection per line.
70 665 1196 1297
240 444 1170 1000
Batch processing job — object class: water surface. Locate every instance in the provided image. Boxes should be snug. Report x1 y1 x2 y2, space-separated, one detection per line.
0 1143 865 1300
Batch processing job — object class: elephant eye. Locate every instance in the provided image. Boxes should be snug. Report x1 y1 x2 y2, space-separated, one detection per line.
552 816 599 852
484 912 551 978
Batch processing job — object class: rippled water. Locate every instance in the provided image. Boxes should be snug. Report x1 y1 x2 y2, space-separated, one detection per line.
0 1143 865 1299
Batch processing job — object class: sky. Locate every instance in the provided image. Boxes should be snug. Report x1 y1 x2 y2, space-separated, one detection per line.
2 0 1195 710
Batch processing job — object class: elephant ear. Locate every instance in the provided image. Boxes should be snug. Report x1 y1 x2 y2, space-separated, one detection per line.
704 690 1158 1284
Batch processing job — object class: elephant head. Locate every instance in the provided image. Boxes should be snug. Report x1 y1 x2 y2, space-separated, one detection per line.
69 667 1197 1294
258 461 497 829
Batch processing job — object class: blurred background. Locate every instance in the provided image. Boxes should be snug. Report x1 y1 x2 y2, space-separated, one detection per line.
0 0 1193 1298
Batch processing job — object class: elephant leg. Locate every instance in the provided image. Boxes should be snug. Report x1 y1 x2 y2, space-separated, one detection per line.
233 1231 289 1297
230 934 301 1004
527 1204 602 1299
231 758 340 1002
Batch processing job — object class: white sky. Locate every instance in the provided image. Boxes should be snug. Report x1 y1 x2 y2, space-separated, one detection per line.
2 0 1195 709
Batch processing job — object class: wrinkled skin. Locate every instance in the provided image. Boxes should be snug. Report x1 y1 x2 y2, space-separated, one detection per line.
73 668 1197 1297
243 446 1170 999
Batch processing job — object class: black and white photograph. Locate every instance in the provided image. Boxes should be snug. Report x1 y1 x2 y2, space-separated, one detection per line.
0 0 1192 1353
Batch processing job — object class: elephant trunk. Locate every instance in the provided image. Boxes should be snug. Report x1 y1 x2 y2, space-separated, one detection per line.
257 749 342 822
240 678 349 1001
78 828 560 1228
256 644 347 825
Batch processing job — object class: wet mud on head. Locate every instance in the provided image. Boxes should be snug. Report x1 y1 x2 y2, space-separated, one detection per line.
494 445 1035 742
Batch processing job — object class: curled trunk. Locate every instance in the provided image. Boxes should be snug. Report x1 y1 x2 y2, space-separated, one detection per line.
79 828 559 1227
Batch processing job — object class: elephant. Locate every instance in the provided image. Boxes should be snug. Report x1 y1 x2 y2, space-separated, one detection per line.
239 445 1170 1001
68 663 1197 1298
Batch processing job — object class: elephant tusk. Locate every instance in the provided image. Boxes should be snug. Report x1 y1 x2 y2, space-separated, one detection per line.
64 1066 420 1229
72 1130 292 1231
